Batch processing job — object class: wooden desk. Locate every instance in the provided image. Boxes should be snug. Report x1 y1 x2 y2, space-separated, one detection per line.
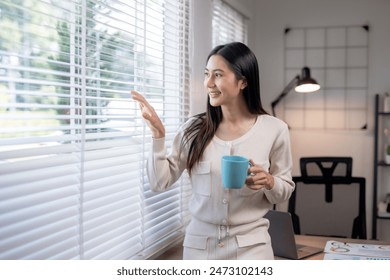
294 235 389 260
155 235 390 260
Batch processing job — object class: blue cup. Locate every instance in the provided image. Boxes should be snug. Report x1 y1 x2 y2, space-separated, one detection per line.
221 155 250 189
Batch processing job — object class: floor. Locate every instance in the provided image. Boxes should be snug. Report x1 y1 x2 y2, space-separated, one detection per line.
154 243 183 260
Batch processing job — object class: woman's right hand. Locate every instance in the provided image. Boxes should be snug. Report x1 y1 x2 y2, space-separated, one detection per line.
130 90 166 139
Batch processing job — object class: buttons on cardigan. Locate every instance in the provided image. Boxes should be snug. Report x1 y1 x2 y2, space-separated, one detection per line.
221 219 227 225
224 141 232 154
218 224 229 248
222 198 228 204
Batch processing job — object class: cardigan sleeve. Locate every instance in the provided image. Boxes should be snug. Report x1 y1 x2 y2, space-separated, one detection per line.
264 121 295 204
146 122 190 192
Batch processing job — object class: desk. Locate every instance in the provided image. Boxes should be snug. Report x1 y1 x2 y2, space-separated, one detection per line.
155 235 390 260
295 235 388 259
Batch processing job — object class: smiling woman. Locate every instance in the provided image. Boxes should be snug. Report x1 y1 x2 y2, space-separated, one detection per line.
132 42 295 260
0 0 191 260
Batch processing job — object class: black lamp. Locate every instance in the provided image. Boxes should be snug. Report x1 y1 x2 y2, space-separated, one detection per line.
271 67 320 116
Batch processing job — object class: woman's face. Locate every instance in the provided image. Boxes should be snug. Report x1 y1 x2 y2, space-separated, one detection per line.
204 55 246 107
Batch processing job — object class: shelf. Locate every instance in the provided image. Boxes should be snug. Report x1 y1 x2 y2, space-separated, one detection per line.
372 93 390 239
378 161 390 166
377 211 390 219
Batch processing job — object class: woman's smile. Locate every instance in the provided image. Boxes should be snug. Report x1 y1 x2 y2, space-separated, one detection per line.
208 91 221 98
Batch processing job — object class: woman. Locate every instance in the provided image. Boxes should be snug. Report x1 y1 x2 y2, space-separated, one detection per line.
131 42 294 259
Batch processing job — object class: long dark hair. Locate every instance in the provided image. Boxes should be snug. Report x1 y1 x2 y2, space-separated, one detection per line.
183 42 268 175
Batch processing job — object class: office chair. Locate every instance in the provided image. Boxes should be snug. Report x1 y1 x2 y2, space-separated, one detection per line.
288 157 367 239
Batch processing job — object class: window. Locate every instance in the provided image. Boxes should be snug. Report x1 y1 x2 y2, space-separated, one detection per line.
212 0 248 47
0 0 191 260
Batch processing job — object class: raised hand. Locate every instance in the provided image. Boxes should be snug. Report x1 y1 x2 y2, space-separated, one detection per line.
130 90 165 139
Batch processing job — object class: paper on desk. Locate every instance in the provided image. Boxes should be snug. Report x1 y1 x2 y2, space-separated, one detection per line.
324 240 390 260
323 253 390 260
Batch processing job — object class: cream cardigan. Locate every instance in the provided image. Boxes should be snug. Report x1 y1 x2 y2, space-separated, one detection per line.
147 114 295 226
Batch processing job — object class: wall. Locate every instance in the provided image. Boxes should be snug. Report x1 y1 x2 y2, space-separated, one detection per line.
190 0 212 116
252 0 390 241
191 0 390 240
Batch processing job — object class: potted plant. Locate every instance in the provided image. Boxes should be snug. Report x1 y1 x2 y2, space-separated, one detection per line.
386 145 390 164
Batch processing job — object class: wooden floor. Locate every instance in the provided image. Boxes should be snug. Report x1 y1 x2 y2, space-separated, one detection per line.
154 243 183 260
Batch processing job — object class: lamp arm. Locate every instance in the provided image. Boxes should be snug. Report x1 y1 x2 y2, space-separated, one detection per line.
271 75 300 116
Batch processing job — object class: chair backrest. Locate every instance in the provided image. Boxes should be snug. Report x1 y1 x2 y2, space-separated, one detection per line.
288 157 366 239
300 157 352 179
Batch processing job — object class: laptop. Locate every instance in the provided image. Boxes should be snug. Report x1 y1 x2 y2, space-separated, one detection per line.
264 210 323 259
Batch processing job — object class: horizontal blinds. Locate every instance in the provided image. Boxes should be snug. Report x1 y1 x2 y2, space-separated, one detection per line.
0 0 191 260
212 0 248 47
137 0 192 258
0 0 83 260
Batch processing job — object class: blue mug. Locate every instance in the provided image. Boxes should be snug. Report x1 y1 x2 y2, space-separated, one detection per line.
221 155 250 189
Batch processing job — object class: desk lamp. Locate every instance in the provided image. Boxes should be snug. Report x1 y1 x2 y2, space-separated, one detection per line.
271 67 320 116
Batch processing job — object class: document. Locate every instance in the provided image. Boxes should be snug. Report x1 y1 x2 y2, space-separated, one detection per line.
323 240 390 260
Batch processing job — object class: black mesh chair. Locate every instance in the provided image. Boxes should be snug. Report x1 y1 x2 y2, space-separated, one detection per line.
288 157 367 239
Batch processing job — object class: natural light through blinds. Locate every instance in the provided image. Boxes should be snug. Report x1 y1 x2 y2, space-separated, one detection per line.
0 0 191 260
212 0 248 47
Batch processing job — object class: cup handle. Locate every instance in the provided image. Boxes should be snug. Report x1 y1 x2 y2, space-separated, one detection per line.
247 161 254 176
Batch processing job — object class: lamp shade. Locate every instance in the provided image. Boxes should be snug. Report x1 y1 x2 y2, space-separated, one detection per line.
271 66 320 117
294 67 320 93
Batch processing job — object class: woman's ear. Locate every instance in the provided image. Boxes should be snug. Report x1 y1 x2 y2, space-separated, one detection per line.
240 77 248 90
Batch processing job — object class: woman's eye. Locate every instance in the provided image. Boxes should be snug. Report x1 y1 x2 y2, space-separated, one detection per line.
215 73 222 77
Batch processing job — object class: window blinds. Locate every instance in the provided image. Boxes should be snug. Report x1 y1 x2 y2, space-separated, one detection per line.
212 0 248 47
0 0 191 260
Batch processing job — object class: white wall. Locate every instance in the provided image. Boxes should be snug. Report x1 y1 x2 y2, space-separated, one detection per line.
252 0 390 241
191 0 390 241
190 0 212 116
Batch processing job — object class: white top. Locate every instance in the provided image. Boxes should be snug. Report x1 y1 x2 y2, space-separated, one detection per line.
147 114 295 226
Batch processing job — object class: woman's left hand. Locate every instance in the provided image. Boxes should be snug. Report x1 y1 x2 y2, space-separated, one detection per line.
245 159 274 190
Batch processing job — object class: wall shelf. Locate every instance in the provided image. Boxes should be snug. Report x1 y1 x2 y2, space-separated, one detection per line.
377 212 390 219
372 93 390 239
